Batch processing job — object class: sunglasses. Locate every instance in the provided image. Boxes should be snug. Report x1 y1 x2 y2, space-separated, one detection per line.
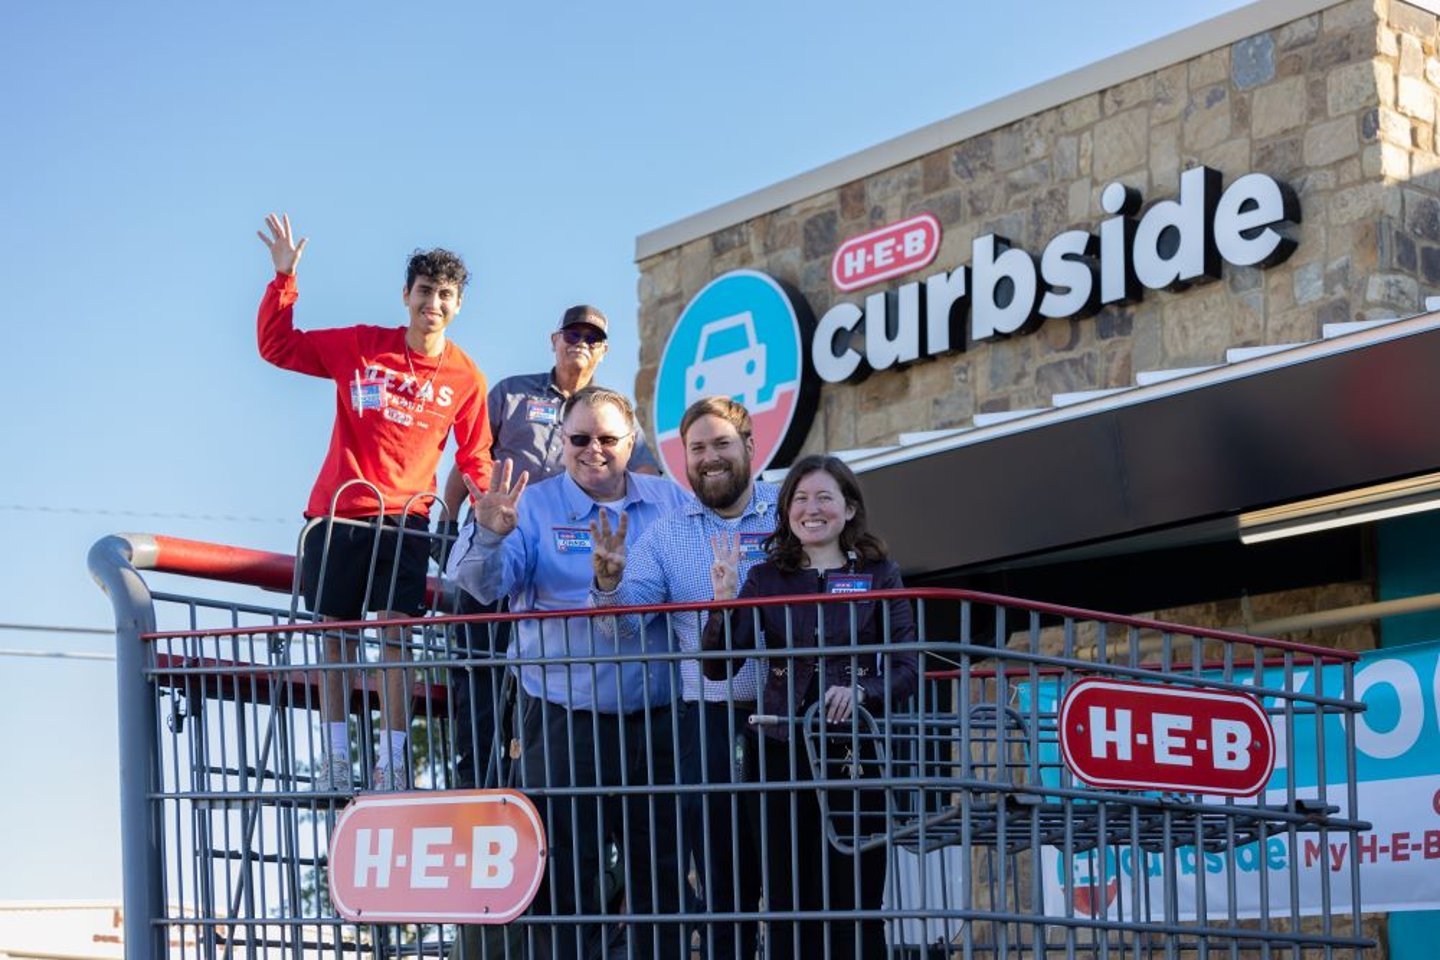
566 432 631 448
559 328 606 347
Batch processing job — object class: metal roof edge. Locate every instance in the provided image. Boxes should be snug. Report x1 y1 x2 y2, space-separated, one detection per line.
840 309 1440 475
635 0 1342 263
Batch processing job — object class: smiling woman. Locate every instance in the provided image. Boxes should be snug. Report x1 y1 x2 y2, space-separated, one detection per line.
700 453 919 959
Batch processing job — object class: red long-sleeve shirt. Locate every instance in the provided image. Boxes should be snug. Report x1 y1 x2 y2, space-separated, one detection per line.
258 272 494 519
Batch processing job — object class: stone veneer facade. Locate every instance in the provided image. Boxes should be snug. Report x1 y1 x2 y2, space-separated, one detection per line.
635 0 1440 466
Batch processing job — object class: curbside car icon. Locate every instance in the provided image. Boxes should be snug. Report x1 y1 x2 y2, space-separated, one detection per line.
685 311 767 408
653 270 817 488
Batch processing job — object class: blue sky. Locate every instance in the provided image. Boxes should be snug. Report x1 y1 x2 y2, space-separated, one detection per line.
0 0 1250 899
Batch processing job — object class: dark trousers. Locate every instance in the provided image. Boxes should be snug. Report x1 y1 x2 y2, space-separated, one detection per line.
753 732 888 960
519 695 685 960
449 591 512 788
677 700 761 959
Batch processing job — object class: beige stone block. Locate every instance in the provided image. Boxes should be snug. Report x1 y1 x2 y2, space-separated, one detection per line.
1389 0 1439 37
1150 121 1180 187
1398 76 1436 121
933 223 972 272
1378 59 1396 107
1427 57 1440 87
1153 64 1187 124
1055 135 1079 179
1413 150 1440 176
1160 287 1235 364
1384 142 1411 178
1058 94 1101 131
679 238 713 301
1400 33 1426 77
1068 179 1094 221
638 253 680 306
1294 167 1337 194
1379 106 1413 144
1328 181 1385 223
1092 107 1149 179
1231 289 1267 344
1199 138 1252 175
1337 156 1363 183
1386 182 1404 218
1183 85 1231 150
1189 49 1229 87
1278 14 1320 50
1376 22 1400 58
1303 115 1360 166
1104 75 1154 115
1362 142 1384 177
1253 76 1310 137
1078 130 1093 177
1322 0 1379 33
1328 60 1387 115
1366 272 1420 305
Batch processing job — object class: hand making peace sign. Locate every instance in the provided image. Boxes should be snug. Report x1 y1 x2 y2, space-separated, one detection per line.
710 531 741 600
257 212 308 276
590 509 629 592
464 458 530 537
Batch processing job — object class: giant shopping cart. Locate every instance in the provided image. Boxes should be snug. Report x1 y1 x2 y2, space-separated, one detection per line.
90 531 1376 958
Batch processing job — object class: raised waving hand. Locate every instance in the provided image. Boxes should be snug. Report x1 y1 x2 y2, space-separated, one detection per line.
591 509 629 592
465 458 529 537
710 531 741 600
257 212 308 276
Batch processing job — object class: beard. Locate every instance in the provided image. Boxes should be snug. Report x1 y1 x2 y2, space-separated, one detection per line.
688 457 750 510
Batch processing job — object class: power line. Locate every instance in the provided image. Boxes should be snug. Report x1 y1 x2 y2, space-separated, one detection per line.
0 649 115 662
0 503 292 524
0 622 114 637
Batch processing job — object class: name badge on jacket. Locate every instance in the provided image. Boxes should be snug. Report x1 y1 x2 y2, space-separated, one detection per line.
526 398 561 424
738 531 771 558
552 526 593 554
826 573 873 595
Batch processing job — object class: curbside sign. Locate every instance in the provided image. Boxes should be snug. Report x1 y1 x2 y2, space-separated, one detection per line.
328 790 547 924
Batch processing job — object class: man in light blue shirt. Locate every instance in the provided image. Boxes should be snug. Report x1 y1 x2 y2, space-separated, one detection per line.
447 385 690 960
590 396 777 960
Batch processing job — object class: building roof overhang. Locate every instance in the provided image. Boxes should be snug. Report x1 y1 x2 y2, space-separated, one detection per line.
844 312 1440 577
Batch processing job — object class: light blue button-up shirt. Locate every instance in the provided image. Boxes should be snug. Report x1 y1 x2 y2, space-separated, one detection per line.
591 482 779 703
446 470 690 713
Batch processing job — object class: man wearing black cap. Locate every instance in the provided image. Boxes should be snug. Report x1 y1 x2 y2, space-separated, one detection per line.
439 304 659 789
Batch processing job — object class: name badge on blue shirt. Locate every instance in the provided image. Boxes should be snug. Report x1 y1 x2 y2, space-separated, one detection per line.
826 573 873 595
526 398 561 424
552 526 592 553
738 531 771 557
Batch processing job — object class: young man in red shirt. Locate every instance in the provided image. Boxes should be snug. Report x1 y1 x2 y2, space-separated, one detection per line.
257 213 494 792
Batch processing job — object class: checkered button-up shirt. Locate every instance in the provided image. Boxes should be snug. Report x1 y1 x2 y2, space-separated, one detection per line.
591 482 779 703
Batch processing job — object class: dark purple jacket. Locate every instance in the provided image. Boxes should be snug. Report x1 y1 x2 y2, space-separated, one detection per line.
700 558 919 739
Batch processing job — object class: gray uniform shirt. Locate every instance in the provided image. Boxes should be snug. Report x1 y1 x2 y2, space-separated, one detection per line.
488 370 659 481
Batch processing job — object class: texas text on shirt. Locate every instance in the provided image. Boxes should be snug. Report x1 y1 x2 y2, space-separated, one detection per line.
258 271 494 517
590 481 780 704
446 470 691 712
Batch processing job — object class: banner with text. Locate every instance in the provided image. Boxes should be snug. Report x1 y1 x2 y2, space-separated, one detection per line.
1020 640 1440 918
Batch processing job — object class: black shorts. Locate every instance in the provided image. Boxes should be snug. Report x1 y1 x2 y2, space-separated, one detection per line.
299 514 430 620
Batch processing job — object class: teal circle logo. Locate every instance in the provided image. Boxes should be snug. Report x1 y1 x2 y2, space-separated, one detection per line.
652 270 815 485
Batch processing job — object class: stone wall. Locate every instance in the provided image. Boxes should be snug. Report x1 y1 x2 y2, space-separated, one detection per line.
635 0 1440 459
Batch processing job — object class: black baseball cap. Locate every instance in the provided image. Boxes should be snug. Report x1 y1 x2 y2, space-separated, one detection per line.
558 304 608 337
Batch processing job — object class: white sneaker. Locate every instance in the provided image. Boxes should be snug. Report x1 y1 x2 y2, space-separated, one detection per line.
370 763 409 792
313 753 355 794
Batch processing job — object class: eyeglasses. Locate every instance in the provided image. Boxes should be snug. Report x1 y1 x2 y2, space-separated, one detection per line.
560 328 606 347
566 432 631 448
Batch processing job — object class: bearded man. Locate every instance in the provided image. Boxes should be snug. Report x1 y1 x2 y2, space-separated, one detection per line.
589 395 775 960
